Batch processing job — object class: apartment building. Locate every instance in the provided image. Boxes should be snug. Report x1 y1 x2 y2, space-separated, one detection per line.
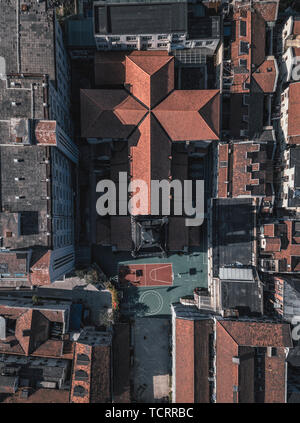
171 304 292 403
0 1 79 286
93 0 220 53
0 294 112 402
280 16 300 83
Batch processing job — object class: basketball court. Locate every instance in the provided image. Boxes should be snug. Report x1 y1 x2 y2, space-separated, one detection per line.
119 263 173 287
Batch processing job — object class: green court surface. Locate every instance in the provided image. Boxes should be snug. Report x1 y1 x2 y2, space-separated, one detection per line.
119 242 208 317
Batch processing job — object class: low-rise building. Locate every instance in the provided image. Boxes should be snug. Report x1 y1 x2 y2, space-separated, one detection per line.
217 139 276 212
172 303 292 403
93 0 220 53
259 220 300 273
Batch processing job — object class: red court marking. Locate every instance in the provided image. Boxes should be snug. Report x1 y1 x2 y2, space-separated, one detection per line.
119 263 173 287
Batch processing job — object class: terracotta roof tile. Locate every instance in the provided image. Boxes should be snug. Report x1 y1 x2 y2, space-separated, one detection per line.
216 320 292 403
35 121 57 145
30 250 51 286
175 318 195 403
80 89 147 138
264 223 275 237
288 83 300 138
153 90 220 141
129 114 171 214
294 20 300 35
253 1 279 22
252 58 278 93
218 320 292 347
264 237 281 252
125 55 174 108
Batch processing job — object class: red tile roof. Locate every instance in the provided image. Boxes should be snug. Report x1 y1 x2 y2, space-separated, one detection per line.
80 89 147 138
288 83 300 138
252 58 278 93
125 54 174 108
264 223 275 237
217 142 274 199
253 1 279 22
216 320 292 403
218 320 292 347
82 51 220 221
153 90 220 141
129 114 171 214
261 220 300 272
0 304 66 357
35 121 57 145
71 341 111 403
294 20 300 35
30 250 51 286
175 318 195 403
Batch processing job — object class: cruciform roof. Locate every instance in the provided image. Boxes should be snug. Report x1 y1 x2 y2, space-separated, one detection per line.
81 52 220 214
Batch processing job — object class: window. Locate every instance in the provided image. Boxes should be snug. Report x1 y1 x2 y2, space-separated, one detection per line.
239 41 249 55
142 36 152 41
126 36 136 41
239 58 247 68
240 20 247 37
73 385 87 397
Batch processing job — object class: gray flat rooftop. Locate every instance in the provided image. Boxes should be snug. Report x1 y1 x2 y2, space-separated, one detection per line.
94 2 188 35
221 279 262 316
0 0 56 80
212 198 255 276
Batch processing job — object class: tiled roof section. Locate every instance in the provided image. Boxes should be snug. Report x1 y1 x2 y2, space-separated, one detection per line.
294 20 300 35
71 341 111 403
252 58 278 93
90 345 111 403
288 83 300 138
71 342 92 403
216 320 239 403
153 90 220 141
35 121 57 145
174 317 214 403
216 320 292 403
264 223 275 237
125 54 174 108
264 348 288 403
253 1 279 22
218 320 292 347
30 250 51 286
129 114 171 214
0 303 66 357
230 7 252 94
251 9 266 67
218 141 274 199
175 318 195 403
15 309 50 355
80 89 147 138
261 220 300 272
264 237 281 252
